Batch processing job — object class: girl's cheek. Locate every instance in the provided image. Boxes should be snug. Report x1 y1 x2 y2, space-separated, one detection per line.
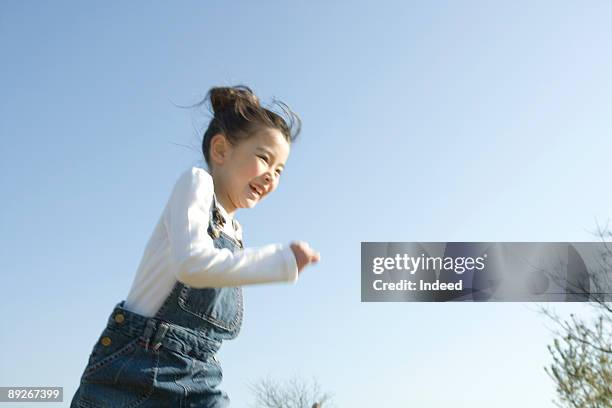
240 160 260 179
252 161 266 177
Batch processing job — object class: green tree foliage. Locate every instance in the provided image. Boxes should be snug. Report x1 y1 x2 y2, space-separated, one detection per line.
544 312 611 407
542 224 612 407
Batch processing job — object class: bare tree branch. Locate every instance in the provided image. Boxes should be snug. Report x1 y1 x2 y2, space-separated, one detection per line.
537 223 612 408
248 375 335 408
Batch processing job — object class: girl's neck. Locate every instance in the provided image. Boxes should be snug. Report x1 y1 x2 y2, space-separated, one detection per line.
207 166 236 218
213 182 236 219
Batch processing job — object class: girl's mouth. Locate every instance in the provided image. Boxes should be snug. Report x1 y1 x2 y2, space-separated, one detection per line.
249 183 262 198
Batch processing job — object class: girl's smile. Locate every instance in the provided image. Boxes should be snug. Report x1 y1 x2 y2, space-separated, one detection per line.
210 128 290 217
72 86 310 408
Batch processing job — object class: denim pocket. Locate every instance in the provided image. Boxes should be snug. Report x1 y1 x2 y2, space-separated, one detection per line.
160 336 217 369
83 329 136 376
77 333 158 408
191 355 223 390
178 286 243 332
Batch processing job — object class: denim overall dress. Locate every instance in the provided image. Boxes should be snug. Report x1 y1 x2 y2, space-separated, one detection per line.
71 196 244 408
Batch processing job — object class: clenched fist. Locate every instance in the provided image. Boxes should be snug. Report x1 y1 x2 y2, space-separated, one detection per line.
290 241 321 274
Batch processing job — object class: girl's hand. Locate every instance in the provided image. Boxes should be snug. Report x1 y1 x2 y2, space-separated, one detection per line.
290 241 321 274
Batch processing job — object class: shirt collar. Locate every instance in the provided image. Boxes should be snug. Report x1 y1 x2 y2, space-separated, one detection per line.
212 193 243 241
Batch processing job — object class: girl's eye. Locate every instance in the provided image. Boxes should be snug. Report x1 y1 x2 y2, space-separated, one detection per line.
275 169 282 176
257 155 269 163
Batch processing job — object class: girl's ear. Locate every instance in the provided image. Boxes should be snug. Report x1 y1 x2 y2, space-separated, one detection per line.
210 133 231 166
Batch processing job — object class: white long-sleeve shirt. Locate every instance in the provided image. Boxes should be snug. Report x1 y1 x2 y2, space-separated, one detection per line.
124 166 298 317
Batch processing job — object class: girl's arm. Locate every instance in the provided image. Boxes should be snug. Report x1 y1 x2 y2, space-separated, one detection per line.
163 167 298 288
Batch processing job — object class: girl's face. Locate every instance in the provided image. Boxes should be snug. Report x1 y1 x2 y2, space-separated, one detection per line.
211 128 290 215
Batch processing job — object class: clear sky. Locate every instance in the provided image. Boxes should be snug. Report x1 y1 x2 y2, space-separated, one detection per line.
1 1 610 407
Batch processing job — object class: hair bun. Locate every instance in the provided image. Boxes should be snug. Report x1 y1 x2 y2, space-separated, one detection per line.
209 85 260 116
191 84 301 167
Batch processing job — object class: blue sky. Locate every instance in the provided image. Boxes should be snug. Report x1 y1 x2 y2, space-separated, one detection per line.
1 1 610 406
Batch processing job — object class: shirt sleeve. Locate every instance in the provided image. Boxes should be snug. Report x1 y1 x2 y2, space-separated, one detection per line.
163 167 299 288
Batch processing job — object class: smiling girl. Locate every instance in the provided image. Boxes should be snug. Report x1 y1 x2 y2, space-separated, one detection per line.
71 85 320 407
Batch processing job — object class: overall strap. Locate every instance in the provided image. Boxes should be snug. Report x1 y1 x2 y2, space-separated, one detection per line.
209 194 244 249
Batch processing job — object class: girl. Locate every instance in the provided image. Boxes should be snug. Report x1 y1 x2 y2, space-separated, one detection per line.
70 85 320 407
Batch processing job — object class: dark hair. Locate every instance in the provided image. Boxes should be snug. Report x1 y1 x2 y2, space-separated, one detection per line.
184 85 301 168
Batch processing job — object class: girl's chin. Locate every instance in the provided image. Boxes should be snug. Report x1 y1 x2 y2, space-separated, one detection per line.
243 197 259 207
